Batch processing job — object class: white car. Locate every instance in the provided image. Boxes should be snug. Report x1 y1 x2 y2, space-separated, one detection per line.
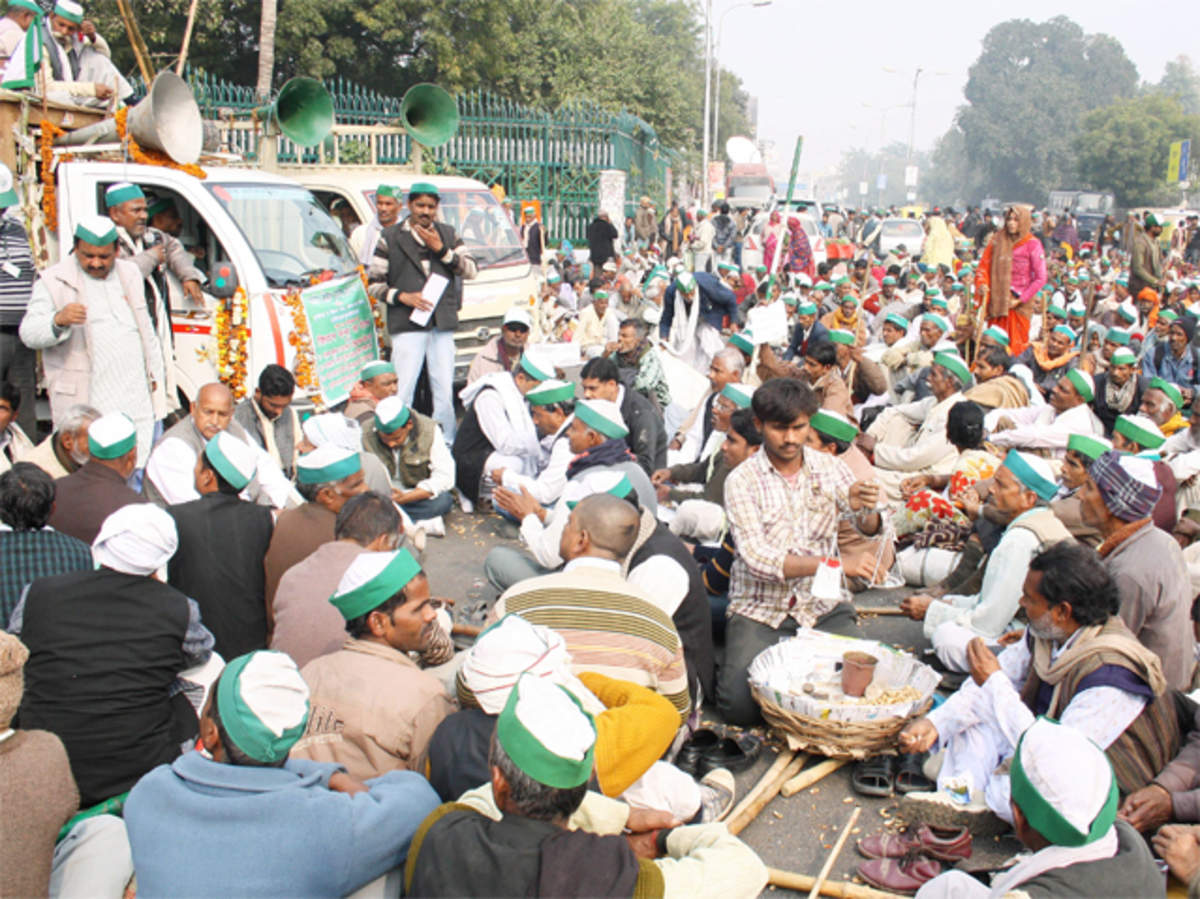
873 217 926 258
740 211 827 272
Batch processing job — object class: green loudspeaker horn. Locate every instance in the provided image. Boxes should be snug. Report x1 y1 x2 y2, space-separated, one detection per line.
400 83 459 148
256 77 335 147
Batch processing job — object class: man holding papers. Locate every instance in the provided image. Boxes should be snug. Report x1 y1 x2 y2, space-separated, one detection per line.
368 182 478 444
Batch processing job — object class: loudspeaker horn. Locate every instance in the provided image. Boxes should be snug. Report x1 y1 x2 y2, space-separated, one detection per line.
54 70 204 165
399 83 459 148
255 77 335 147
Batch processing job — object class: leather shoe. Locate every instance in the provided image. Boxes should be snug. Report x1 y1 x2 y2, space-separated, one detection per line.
856 856 942 895
699 733 762 776
856 824 972 862
675 728 720 777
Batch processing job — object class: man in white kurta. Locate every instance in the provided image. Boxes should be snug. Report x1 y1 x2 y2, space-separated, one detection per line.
19 216 163 466
859 351 969 501
987 368 1104 461
457 354 547 500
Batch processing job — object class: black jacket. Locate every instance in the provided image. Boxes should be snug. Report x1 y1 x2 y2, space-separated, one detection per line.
377 218 469 333
620 386 667 475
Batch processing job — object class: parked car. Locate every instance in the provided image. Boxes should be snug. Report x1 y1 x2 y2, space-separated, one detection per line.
873 217 926 258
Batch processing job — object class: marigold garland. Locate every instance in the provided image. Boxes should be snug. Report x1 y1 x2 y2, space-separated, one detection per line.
358 265 388 355
213 286 250 399
281 287 324 409
114 107 207 179
38 120 66 232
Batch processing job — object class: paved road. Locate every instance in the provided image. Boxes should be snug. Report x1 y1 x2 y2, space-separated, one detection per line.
422 505 994 896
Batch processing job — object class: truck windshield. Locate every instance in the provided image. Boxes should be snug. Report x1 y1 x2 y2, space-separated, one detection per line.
207 182 357 287
365 188 527 270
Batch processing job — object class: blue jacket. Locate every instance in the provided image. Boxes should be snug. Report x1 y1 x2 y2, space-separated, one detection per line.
659 272 738 337
125 752 440 898
784 319 829 361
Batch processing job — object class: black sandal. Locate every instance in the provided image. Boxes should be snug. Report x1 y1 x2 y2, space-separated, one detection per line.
852 755 897 797
894 753 935 793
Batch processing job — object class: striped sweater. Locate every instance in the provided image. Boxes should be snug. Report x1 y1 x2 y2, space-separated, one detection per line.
490 558 692 719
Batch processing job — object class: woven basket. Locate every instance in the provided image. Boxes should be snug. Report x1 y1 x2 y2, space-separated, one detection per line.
753 687 932 760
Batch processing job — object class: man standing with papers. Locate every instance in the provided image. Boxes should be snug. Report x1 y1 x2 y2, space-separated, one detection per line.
368 182 478 444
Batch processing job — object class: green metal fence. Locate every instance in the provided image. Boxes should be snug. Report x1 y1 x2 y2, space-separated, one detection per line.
133 70 674 243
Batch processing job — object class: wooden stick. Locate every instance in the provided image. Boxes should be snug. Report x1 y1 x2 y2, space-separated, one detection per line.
768 867 906 899
451 623 482 638
781 757 849 797
176 0 200 75
114 0 154 85
808 806 861 899
855 606 906 616
725 750 808 835
723 748 796 825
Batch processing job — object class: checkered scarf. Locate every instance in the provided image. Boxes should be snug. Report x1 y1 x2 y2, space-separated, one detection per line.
1089 450 1161 522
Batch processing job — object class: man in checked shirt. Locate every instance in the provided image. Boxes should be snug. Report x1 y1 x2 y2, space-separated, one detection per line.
717 377 884 725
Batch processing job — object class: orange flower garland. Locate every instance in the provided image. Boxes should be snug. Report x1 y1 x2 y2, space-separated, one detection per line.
114 107 207 179
358 265 388 355
214 286 250 399
38 120 67 231
281 288 324 410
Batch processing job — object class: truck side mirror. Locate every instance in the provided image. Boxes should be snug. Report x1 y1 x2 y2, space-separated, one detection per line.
210 262 238 298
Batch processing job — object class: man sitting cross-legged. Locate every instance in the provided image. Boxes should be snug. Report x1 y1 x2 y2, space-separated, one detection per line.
898 542 1180 831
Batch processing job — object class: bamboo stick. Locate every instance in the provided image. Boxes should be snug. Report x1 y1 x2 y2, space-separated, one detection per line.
808 806 861 899
855 606 907 616
781 757 849 797
726 750 808 835
767 867 906 899
175 0 200 75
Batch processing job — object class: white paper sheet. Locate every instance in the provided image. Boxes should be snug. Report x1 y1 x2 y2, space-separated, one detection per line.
409 272 450 327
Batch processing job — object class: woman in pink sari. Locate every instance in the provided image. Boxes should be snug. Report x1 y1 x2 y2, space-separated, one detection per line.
784 216 814 278
762 210 785 271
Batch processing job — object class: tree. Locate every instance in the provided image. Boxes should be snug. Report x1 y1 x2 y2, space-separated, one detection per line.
1075 94 1200 207
953 16 1138 204
1156 55 1200 117
255 0 276 101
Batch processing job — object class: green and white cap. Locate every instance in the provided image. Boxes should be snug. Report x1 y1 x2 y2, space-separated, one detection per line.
204 432 257 490
407 181 440 198
496 672 597 789
574 398 628 439
922 312 950 332
728 330 755 355
1065 369 1094 403
360 359 393 381
717 261 739 273
1002 449 1058 501
810 409 858 443
1114 413 1165 450
74 214 117 246
546 270 562 285
518 349 554 382
1159 309 1179 324
781 292 799 308
813 281 831 292
1104 327 1131 346
6 0 40 13
565 470 634 509
1046 304 1067 319
593 289 609 301
1149 377 1184 409
881 275 897 286
1117 301 1137 323
87 412 136 459
797 300 818 315
827 329 856 346
982 326 1010 347
329 548 423 620
216 651 310 763
54 0 83 23
526 378 575 406
376 184 399 199
924 287 941 298
929 296 949 312
1066 433 1112 462
839 294 860 308
883 312 909 330
1067 302 1087 317
374 395 411 433
675 272 696 293
1010 717 1117 848
720 382 755 409
1052 324 1076 340
933 351 971 387
1109 348 1137 367
296 446 361 485
104 181 144 208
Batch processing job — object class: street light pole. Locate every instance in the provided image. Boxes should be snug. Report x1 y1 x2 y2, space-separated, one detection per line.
713 0 773 175
906 66 923 161
701 0 713 207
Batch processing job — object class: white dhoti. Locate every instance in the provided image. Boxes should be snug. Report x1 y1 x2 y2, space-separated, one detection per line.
620 760 702 822
897 546 961 587
930 621 1000 674
668 499 726 543
934 717 1015 824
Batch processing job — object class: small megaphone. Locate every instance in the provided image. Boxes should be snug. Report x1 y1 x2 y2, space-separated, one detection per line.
255 77 335 147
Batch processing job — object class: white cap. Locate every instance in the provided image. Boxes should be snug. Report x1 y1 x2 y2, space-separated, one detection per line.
92 504 179 576
503 307 533 328
301 413 363 452
205 431 258 489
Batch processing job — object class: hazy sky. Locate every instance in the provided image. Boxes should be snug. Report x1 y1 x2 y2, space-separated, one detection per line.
716 0 1200 182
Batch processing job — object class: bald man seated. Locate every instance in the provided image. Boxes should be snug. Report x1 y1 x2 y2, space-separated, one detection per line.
488 494 693 723
144 383 301 509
